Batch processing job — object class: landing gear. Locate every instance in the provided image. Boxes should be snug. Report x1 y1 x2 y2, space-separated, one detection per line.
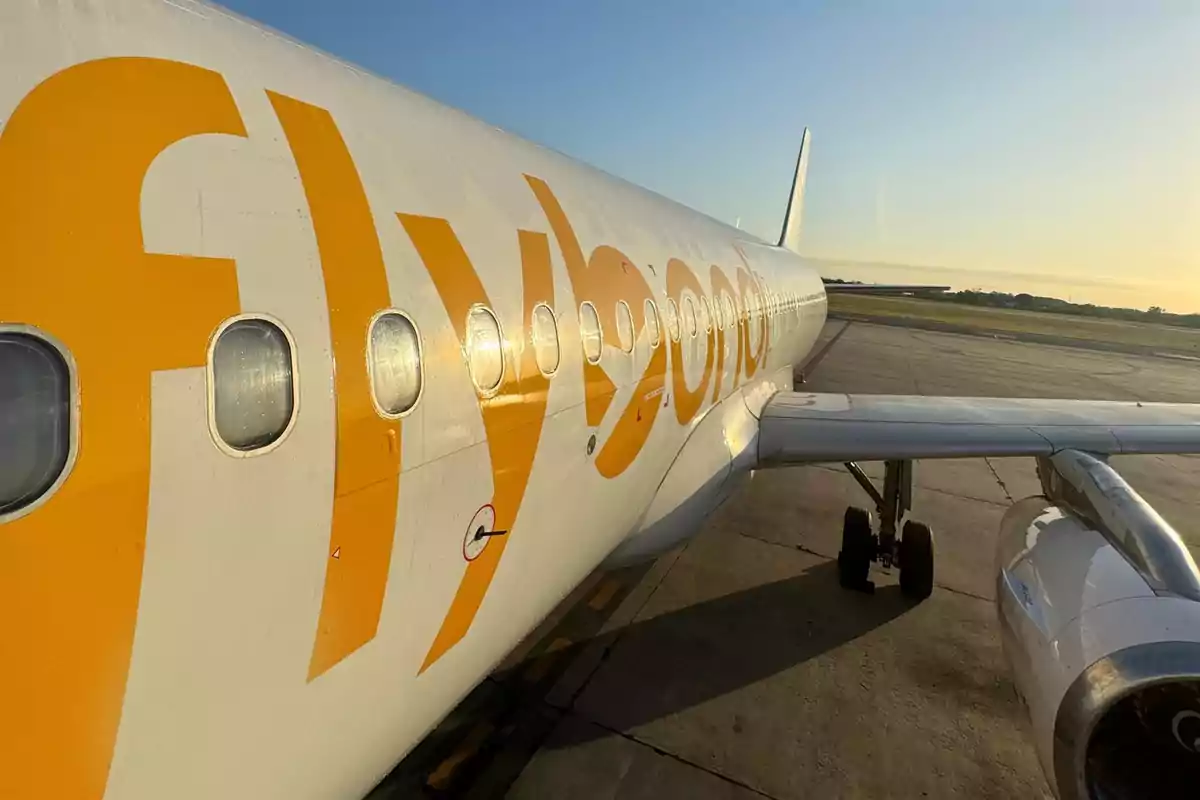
837 506 876 592
838 460 935 601
898 520 934 600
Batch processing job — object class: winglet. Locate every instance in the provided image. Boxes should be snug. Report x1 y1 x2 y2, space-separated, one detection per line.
777 127 811 253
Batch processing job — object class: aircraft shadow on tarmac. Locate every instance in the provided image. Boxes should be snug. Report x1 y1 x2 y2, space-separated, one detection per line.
542 559 915 748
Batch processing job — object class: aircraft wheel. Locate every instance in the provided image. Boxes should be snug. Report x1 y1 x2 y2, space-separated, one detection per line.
899 520 934 600
838 506 875 592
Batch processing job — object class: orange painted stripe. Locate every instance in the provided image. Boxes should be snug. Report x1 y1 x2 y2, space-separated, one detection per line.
398 216 553 670
710 265 740 400
526 176 666 476
267 92 402 680
668 258 715 424
737 266 768 378
524 177 619 428
0 59 245 800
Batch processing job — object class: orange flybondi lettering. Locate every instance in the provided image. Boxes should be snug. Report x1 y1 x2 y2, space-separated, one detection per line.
0 58 246 800
709 264 741 403
524 177 668 478
397 215 554 670
737 265 769 378
667 258 716 424
267 92 405 681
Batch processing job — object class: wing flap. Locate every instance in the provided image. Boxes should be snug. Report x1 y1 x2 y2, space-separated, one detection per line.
758 392 1200 464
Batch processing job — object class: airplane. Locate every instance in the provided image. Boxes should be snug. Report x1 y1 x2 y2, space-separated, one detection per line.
2 2 1199 799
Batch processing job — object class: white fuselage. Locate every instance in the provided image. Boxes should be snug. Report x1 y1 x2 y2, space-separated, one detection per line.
0 2 827 799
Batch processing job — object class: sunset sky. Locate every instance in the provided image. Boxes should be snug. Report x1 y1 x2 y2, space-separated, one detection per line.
222 1 1200 312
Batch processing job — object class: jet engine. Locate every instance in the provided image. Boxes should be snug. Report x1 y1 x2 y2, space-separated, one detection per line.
995 449 1200 799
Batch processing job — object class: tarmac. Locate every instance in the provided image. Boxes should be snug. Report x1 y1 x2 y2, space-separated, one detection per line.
370 320 1200 799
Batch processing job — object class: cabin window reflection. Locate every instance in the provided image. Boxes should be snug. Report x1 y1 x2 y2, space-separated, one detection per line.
467 306 505 392
644 299 661 348
211 317 296 452
666 299 681 342
683 297 697 338
531 303 560 375
579 301 603 364
615 301 635 354
0 332 73 517
369 311 422 417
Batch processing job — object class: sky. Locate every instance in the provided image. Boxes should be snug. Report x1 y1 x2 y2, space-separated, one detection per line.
219 0 1200 312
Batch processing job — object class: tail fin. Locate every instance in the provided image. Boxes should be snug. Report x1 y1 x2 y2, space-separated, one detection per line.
777 127 811 253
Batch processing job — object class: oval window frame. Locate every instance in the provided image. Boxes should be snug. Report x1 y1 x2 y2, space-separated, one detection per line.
466 304 507 396
579 300 604 365
530 302 561 377
366 308 425 420
644 299 661 348
0 325 80 524
615 300 635 354
206 313 301 459
683 296 698 339
665 298 681 342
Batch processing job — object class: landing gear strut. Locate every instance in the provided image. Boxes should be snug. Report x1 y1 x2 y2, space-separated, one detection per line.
836 460 934 600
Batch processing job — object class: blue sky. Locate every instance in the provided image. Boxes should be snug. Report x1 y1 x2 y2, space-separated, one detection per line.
220 1 1200 311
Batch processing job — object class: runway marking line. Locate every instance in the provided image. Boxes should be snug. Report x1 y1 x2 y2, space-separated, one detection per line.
521 637 573 684
425 721 495 790
588 578 622 611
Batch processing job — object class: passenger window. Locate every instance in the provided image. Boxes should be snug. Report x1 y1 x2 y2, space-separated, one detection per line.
684 297 697 338
368 311 422 417
701 297 713 333
467 306 505 392
211 317 296 452
616 301 635 353
0 332 72 516
580 301 603 364
531 303 560 375
644 299 661 348
666 299 681 342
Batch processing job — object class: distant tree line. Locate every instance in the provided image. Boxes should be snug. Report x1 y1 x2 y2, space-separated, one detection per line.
822 278 1197 329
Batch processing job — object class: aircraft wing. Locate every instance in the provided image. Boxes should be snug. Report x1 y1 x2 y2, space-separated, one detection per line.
822 283 950 296
758 392 1200 464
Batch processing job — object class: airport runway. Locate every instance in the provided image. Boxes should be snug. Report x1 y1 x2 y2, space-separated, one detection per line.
371 321 1200 799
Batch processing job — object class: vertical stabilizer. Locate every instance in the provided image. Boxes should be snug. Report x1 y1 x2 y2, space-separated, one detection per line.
777 128 811 253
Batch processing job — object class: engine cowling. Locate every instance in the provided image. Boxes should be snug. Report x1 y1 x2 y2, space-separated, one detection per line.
996 450 1200 799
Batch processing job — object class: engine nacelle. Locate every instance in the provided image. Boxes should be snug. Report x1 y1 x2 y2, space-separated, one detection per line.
996 450 1200 799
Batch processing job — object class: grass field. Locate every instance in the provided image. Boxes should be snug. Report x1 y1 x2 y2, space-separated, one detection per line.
828 293 1200 356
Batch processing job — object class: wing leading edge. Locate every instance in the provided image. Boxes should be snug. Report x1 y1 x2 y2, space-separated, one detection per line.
758 392 1200 464
822 283 950 296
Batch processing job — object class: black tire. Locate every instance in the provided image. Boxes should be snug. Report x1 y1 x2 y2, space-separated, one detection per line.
838 506 874 590
899 520 934 600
